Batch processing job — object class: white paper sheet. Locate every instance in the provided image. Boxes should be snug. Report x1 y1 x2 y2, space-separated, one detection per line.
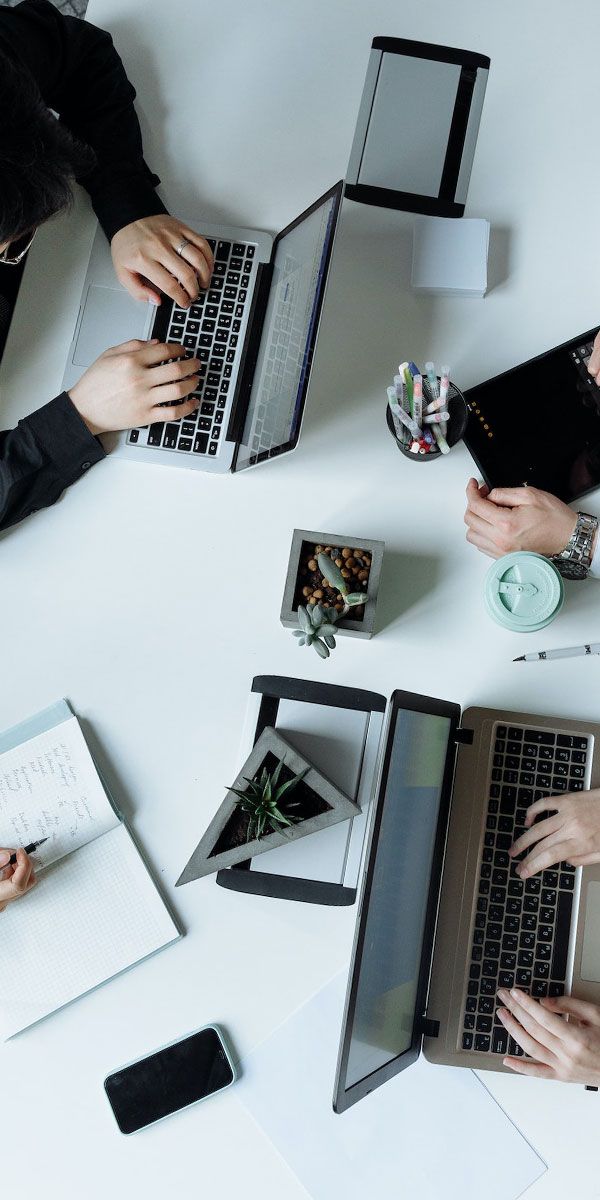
237 973 546 1200
0 716 118 869
0 825 179 1039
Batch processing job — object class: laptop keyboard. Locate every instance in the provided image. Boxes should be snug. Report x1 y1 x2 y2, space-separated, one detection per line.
461 722 592 1057
127 238 256 457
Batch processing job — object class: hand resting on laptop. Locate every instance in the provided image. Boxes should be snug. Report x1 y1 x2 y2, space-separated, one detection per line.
0 848 35 913
67 340 201 435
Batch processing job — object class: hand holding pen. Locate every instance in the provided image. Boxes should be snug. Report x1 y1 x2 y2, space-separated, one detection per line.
0 838 46 914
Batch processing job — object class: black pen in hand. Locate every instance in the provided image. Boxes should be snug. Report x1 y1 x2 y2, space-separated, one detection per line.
3 838 48 867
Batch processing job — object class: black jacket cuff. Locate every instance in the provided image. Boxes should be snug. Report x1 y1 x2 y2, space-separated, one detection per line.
24 391 106 481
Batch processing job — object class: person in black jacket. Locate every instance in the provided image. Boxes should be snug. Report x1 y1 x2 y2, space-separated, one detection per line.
0 0 214 531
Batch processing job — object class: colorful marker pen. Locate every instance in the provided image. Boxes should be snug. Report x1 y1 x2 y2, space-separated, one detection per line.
426 394 447 414
425 362 439 401
439 366 450 435
393 375 407 409
412 374 423 426
388 388 422 439
439 365 450 405
399 362 414 417
424 411 449 424
432 425 450 454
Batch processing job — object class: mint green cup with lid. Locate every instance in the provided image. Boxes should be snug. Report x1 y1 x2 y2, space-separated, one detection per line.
484 552 564 632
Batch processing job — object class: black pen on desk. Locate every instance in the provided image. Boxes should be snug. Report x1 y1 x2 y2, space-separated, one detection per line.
3 838 48 867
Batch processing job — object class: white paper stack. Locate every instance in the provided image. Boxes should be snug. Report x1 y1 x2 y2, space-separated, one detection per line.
237 973 546 1200
411 215 490 297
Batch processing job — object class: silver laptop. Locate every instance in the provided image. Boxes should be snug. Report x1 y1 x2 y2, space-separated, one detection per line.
62 183 343 474
333 688 600 1112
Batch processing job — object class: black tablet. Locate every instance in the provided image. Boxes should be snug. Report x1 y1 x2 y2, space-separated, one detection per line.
463 327 600 501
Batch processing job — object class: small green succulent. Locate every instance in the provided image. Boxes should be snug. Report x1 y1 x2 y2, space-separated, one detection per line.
292 551 367 659
293 603 340 659
229 757 308 841
317 552 366 608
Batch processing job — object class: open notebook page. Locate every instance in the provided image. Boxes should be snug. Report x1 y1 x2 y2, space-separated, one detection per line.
0 824 180 1039
0 716 118 869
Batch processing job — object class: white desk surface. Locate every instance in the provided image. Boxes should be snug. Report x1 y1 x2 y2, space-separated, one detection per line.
1 0 600 1195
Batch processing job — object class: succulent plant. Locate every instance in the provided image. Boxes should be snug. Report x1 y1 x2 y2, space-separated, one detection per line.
293 603 339 659
317 552 367 608
229 757 308 841
292 547 369 659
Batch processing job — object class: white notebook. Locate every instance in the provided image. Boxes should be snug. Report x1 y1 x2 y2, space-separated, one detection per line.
0 702 180 1039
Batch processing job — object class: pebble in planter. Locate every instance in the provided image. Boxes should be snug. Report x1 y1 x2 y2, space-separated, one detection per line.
294 553 369 659
176 726 359 884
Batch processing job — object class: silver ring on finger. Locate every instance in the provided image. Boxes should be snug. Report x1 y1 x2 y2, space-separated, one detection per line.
176 238 192 258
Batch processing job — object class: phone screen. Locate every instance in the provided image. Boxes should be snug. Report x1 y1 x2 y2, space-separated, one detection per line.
104 1026 235 1134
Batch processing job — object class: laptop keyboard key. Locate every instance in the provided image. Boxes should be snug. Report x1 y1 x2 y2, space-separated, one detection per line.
492 1027 508 1055
498 970 515 988
148 424 164 446
550 891 573 981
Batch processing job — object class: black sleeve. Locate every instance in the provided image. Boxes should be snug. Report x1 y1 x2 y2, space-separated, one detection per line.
0 0 167 241
0 393 105 532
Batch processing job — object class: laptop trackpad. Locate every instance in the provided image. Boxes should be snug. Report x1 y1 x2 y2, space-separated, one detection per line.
73 284 151 367
580 882 600 981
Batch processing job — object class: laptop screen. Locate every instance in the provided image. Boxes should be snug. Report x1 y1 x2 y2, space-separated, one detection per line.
333 691 459 1113
233 183 342 471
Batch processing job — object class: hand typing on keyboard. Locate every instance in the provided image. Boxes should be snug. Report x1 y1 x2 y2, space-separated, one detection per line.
111 215 214 309
510 790 600 878
68 340 201 435
496 987 600 1084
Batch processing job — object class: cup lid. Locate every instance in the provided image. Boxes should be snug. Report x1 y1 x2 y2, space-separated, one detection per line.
484 552 564 631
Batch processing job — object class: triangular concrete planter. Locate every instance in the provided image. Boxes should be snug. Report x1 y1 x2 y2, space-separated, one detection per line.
176 726 359 885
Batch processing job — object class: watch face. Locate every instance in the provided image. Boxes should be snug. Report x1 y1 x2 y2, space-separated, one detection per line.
556 559 588 580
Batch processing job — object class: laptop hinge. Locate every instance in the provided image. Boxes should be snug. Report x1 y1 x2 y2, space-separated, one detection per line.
227 260 274 449
454 727 474 745
418 1015 440 1038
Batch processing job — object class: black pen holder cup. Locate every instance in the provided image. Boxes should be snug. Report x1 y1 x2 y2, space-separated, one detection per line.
386 380 468 461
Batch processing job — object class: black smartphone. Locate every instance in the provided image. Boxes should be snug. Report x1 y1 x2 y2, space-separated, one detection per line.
104 1024 237 1134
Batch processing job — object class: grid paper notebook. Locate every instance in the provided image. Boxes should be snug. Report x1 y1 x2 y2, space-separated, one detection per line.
0 707 180 1039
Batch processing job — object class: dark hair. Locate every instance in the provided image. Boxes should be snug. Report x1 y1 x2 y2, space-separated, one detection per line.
0 49 96 244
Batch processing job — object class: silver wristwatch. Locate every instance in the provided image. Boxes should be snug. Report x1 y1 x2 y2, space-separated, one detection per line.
551 511 599 580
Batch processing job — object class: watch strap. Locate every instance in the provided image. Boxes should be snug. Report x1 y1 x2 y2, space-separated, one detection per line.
552 511 598 577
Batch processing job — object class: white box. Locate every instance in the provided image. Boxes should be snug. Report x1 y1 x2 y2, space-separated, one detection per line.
411 215 490 297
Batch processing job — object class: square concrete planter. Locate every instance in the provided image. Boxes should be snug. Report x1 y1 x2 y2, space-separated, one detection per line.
176 726 359 884
280 529 385 639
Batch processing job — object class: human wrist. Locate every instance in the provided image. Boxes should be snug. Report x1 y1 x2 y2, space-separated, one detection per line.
552 508 578 555
67 385 103 436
